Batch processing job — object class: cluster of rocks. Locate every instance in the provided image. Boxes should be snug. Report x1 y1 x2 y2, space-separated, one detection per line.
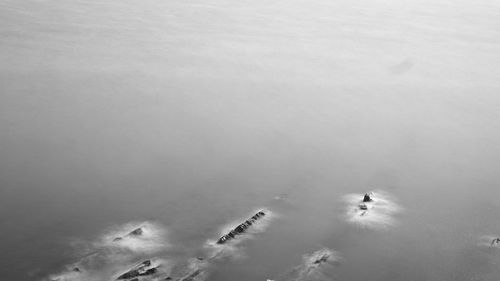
358 193 373 211
49 212 271 281
216 211 265 244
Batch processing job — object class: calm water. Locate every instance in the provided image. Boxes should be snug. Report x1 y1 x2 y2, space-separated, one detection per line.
1 0 500 280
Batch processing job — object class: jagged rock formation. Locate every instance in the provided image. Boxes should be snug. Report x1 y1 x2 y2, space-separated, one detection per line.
216 211 265 244
116 260 159 280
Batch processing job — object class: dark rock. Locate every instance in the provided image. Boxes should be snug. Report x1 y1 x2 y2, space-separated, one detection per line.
216 210 266 244
359 203 368 210
141 268 157 276
363 193 372 202
114 227 143 242
491 237 500 246
313 254 329 264
165 277 172 280
117 260 157 280
72 267 81 272
129 228 143 236
217 235 228 244
117 270 140 279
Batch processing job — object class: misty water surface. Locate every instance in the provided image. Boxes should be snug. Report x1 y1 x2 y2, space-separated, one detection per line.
1 0 500 280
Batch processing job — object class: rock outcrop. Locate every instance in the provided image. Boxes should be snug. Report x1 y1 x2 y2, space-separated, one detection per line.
117 260 159 280
113 227 144 242
491 237 500 246
216 211 265 244
312 252 330 265
129 228 143 236
363 193 372 202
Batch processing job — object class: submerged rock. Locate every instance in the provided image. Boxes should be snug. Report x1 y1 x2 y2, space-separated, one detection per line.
269 248 339 281
178 269 203 281
359 203 368 210
216 210 266 244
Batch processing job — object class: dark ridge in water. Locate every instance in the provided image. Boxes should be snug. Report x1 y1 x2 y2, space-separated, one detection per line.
216 210 266 244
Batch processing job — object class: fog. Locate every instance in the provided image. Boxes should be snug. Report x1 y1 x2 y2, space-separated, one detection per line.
1 0 500 280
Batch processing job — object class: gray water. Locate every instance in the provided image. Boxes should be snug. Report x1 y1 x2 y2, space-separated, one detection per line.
1 0 500 280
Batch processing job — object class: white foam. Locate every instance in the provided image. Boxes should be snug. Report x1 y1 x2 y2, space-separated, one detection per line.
342 190 402 230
